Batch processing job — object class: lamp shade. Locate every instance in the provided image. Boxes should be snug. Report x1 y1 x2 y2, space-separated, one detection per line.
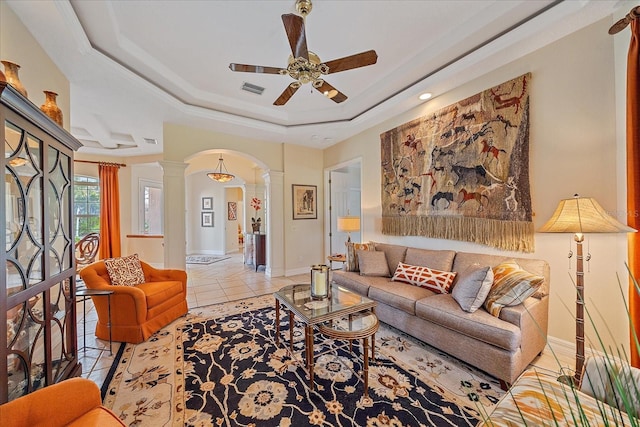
337 216 360 232
539 195 636 234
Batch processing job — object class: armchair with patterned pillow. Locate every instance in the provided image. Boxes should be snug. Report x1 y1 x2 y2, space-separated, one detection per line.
79 254 188 343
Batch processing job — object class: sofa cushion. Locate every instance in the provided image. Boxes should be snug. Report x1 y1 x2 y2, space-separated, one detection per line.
404 248 456 272
452 265 494 313
368 279 436 315
373 243 407 276
358 250 390 277
104 253 145 287
415 294 521 351
332 270 377 296
346 242 375 272
484 260 545 317
136 280 184 309
392 262 456 294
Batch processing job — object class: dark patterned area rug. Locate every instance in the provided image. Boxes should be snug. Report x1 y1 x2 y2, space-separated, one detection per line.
102 295 503 426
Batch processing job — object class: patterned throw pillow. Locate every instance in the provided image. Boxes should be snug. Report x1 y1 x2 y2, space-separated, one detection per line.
104 253 146 287
483 260 545 317
346 242 374 272
392 262 457 294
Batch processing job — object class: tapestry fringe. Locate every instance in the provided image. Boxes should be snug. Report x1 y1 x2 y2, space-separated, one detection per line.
382 216 535 253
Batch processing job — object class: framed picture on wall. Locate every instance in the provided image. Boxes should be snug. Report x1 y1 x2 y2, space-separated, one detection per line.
228 202 237 220
201 211 214 227
202 197 213 210
292 184 317 220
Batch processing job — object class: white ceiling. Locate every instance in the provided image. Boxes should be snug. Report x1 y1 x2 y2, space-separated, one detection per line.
6 0 623 157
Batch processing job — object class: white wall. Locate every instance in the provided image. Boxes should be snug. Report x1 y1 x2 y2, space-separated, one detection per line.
325 17 629 352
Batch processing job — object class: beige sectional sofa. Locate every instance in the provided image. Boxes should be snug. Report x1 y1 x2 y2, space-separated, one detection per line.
332 242 550 386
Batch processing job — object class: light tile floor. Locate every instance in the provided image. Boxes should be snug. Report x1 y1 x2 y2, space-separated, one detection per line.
77 253 576 392
77 252 307 386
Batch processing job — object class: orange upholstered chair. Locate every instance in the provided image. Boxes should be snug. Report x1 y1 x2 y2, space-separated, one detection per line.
0 377 125 427
79 259 188 343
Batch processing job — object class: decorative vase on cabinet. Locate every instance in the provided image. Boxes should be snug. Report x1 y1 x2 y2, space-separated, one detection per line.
1 60 27 98
40 91 63 126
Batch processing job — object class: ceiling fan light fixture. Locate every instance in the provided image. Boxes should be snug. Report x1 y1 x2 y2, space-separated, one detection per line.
324 89 338 99
207 156 235 183
419 92 433 101
296 0 313 17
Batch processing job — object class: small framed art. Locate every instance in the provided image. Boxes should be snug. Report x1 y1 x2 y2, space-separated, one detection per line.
228 202 237 220
202 197 213 210
201 211 214 227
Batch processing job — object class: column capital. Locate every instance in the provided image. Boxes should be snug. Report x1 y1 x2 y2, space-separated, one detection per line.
159 160 188 177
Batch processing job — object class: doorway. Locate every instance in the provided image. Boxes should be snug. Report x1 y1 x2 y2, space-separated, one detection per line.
326 159 362 260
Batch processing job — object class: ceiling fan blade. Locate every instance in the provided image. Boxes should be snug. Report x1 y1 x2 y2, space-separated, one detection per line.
282 14 308 60
324 50 378 74
229 63 283 74
315 81 348 104
274 83 300 106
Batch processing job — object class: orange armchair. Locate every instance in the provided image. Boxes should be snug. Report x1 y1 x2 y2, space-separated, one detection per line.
0 377 124 427
79 260 188 343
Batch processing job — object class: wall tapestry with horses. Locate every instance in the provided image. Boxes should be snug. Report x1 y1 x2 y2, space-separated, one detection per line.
380 73 533 252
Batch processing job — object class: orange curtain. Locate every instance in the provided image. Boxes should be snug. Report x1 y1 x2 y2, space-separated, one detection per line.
627 19 640 367
98 163 121 259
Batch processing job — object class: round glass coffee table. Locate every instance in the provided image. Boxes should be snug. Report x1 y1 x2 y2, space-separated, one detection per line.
318 311 379 398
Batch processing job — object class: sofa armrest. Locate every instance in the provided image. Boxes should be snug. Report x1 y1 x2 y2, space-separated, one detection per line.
499 296 549 362
0 378 103 427
141 262 187 292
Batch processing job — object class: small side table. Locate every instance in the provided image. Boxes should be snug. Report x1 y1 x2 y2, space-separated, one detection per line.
76 288 113 356
327 254 346 270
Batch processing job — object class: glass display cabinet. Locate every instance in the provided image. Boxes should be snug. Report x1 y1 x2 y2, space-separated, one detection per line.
1 82 82 403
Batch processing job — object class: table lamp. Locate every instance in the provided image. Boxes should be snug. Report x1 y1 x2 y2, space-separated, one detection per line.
539 194 636 385
337 215 360 243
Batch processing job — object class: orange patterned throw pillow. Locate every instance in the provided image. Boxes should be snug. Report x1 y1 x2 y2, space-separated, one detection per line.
104 253 146 287
346 242 375 272
392 262 457 294
483 260 544 317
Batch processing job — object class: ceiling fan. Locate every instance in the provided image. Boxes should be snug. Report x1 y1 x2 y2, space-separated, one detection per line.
229 0 378 106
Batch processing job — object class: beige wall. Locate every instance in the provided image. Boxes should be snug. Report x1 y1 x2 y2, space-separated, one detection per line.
164 123 284 172
0 2 70 130
283 144 325 273
325 17 629 352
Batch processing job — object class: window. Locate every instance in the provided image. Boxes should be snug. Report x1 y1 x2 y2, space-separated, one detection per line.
139 179 163 234
74 175 100 240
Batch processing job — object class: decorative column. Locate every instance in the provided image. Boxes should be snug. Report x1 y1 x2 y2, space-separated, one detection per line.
160 161 188 269
263 170 284 277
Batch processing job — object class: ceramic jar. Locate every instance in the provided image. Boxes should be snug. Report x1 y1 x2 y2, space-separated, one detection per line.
40 91 63 126
1 61 27 98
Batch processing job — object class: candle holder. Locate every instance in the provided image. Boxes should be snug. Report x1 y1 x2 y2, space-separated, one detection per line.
310 264 329 300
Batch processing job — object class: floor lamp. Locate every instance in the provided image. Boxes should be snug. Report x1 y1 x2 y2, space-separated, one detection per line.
539 194 636 385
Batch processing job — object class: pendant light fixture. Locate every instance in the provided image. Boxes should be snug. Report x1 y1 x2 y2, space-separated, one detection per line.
207 155 235 183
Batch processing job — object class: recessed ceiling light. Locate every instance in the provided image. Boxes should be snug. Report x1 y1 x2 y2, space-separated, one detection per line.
419 92 432 101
